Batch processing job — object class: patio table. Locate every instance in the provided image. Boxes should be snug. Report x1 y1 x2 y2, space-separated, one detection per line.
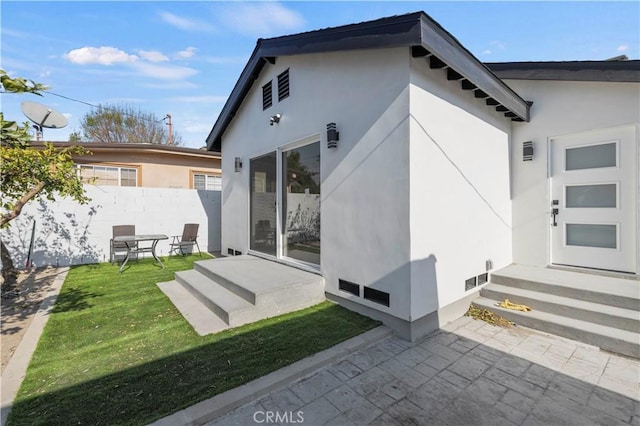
113 234 168 273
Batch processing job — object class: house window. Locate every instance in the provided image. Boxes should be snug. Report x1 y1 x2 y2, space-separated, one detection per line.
277 69 289 101
194 174 222 191
262 81 273 110
78 165 137 187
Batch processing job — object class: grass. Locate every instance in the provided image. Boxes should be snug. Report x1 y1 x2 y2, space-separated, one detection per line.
8 255 380 426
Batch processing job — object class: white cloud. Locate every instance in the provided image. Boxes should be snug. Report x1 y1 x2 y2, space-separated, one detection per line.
64 46 138 65
490 40 506 50
138 50 169 62
483 49 492 55
220 2 305 37
159 12 216 33
175 47 198 59
132 62 198 80
617 45 629 52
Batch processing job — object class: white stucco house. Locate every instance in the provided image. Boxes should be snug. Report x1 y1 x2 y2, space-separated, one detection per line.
204 12 639 341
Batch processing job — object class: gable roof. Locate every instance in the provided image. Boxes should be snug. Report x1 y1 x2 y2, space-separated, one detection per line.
486 60 640 82
206 11 531 152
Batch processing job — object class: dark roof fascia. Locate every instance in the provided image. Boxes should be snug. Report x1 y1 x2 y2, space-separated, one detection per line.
416 14 530 122
485 61 640 82
32 141 222 157
205 12 531 151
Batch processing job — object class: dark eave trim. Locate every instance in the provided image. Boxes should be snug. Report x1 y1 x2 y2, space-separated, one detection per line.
206 12 531 151
485 61 640 82
416 13 529 123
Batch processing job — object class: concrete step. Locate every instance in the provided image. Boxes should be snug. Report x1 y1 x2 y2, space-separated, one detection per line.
193 256 325 309
157 281 229 336
175 269 254 326
491 264 639 311
481 283 640 332
473 296 640 359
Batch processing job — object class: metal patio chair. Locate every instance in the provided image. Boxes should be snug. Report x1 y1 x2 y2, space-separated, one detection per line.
110 225 137 263
169 223 202 256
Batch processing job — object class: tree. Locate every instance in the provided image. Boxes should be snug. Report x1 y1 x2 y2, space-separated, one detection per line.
80 104 182 145
1 69 90 288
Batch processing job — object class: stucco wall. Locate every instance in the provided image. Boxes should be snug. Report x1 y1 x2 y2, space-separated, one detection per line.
1 186 221 268
221 47 414 320
506 79 640 268
409 59 513 321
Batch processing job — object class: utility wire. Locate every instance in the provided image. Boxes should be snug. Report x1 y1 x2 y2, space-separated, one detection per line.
44 91 168 123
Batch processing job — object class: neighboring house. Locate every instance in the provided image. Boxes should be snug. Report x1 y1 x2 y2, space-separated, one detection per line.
1 142 223 267
34 142 222 190
204 12 639 341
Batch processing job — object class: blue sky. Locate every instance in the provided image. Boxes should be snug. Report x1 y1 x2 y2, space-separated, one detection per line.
2 1 638 148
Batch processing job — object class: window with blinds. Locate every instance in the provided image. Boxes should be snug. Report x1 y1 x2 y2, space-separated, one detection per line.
78 165 137 186
194 174 222 191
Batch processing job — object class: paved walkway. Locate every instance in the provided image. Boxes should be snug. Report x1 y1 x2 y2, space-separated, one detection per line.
208 316 639 426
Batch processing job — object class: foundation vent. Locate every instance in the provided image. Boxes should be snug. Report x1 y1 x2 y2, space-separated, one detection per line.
363 287 390 307
227 248 235 255
465 276 477 291
338 279 360 296
477 273 488 285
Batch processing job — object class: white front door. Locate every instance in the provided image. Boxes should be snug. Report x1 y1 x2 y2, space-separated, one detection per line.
550 125 637 273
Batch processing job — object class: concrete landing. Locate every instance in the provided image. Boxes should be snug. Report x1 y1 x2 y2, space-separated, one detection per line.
158 255 325 335
479 264 640 358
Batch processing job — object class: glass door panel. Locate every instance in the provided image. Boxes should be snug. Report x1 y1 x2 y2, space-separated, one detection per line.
250 152 277 256
282 142 320 265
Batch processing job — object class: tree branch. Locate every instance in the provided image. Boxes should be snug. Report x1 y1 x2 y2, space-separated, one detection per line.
0 180 46 227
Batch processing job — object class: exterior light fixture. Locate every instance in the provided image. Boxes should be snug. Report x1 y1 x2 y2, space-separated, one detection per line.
270 113 281 126
327 123 339 149
234 157 243 172
523 141 533 161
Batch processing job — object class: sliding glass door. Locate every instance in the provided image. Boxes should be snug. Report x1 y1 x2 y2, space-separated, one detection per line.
282 142 320 265
250 152 277 256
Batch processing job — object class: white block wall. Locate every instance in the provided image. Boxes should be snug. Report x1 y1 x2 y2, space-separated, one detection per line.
1 185 221 268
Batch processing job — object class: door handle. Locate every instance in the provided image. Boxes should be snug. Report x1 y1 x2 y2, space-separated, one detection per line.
551 208 559 227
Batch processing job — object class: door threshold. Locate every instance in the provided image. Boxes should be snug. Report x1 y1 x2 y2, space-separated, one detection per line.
548 264 639 281
248 251 322 276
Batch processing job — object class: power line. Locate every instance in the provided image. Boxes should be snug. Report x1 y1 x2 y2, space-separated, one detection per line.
45 91 166 123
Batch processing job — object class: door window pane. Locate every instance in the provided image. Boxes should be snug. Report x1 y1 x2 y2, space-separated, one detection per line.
283 142 320 265
566 184 616 208
250 153 277 256
566 224 617 249
565 143 616 171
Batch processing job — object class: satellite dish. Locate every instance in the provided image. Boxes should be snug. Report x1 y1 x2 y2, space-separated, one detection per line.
21 101 68 141
21 101 68 129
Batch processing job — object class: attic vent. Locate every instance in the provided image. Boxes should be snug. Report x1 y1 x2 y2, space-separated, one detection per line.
262 81 273 110
338 279 360 296
277 69 290 101
363 287 390 307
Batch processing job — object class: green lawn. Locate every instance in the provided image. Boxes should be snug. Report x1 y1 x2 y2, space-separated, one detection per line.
8 255 379 426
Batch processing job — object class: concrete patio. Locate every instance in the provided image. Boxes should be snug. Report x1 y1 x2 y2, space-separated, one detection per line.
204 316 639 426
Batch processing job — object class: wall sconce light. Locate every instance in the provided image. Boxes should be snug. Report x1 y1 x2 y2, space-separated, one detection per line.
270 113 281 126
327 122 339 149
234 157 243 172
523 141 533 161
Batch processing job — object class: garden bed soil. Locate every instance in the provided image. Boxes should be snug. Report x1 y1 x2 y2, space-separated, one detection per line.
1 267 62 374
